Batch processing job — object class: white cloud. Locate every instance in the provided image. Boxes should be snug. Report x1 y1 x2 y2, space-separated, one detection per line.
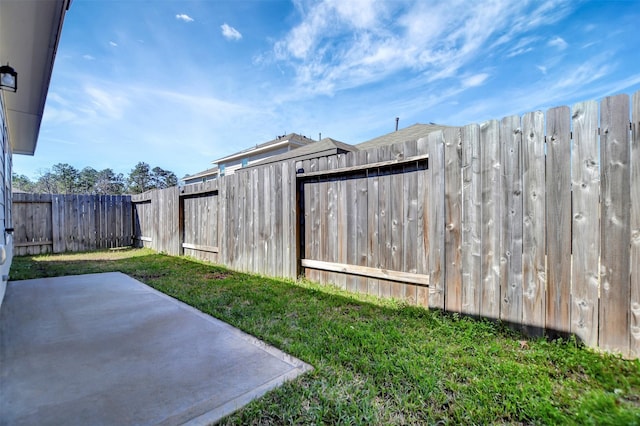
176 14 194 23
85 86 130 120
548 36 568 50
221 23 242 41
271 0 575 97
462 73 489 88
505 36 540 58
537 65 548 75
82 54 95 61
109 41 118 47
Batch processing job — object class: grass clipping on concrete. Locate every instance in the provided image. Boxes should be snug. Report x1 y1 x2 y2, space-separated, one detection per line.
10 248 640 425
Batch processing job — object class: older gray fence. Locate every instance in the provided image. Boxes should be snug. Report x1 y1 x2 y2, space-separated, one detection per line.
12 193 132 255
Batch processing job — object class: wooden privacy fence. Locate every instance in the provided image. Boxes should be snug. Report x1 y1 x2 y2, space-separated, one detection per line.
128 91 639 359
131 162 299 278
12 193 132 255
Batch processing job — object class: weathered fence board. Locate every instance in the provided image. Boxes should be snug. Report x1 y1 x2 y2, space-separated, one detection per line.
365 151 378 295
500 115 523 325
354 151 368 296
428 131 445 309
416 137 430 308
599 94 631 355
444 127 462 312
546 106 572 334
403 140 418 304
461 124 481 316
631 91 640 358
570 100 600 347
521 111 546 335
480 120 501 319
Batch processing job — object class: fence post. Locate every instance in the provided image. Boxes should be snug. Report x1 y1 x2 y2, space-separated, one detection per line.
51 195 62 253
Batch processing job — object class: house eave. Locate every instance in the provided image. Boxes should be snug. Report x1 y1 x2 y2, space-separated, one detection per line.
0 0 70 156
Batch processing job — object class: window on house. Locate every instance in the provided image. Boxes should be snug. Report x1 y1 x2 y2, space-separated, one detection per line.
242 158 248 168
219 164 225 176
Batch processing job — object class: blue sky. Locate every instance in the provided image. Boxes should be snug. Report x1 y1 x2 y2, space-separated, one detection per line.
14 0 640 180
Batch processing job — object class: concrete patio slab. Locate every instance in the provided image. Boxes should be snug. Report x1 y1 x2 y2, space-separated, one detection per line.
0 272 312 425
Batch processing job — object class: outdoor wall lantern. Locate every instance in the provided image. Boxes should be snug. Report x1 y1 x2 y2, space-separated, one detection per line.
0 64 17 92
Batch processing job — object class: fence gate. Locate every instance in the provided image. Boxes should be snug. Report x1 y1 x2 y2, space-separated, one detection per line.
295 140 431 306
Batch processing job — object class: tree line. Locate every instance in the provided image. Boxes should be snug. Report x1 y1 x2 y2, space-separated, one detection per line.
12 162 178 195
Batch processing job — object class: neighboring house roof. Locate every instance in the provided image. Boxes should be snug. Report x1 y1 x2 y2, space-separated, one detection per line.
242 137 358 170
355 123 452 150
213 133 315 165
183 166 219 182
0 0 71 155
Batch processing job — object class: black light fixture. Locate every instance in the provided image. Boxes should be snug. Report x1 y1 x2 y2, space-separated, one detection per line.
0 64 17 92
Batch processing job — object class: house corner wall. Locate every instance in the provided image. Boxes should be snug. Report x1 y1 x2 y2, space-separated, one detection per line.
0 91 13 312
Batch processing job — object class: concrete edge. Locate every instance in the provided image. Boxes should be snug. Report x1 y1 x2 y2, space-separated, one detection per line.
7 271 314 424
171 366 311 426
114 271 315 424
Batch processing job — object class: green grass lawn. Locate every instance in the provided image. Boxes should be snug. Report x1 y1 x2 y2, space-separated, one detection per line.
10 248 640 425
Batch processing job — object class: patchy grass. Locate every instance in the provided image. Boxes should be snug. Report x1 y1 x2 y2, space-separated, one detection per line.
10 249 640 425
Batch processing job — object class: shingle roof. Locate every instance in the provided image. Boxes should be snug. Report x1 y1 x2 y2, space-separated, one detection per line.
355 123 452 150
213 133 315 164
242 138 358 170
183 166 218 181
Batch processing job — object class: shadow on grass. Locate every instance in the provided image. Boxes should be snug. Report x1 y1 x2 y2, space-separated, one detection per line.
9 249 640 425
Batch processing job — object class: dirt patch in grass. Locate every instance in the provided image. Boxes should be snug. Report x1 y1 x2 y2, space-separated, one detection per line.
204 272 231 280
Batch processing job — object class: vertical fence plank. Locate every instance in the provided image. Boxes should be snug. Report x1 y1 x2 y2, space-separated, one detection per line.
416 137 430 308
326 156 339 285
390 143 405 300
336 154 348 290
571 100 600 347
274 164 284 277
263 167 272 274
269 166 279 276
500 115 523 326
281 162 291 278
356 150 370 295
444 127 463 312
600 94 631 356
377 146 392 298
317 157 328 284
428 131 445 310
219 179 228 265
630 90 640 358
403 140 418 304
522 111 546 335
228 174 237 267
241 171 249 271
461 124 481 316
346 152 359 292
51 195 62 253
480 120 501 319
301 160 312 280
245 170 254 272
308 159 320 282
124 195 132 246
546 106 572 334
365 149 380 296
251 167 260 272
